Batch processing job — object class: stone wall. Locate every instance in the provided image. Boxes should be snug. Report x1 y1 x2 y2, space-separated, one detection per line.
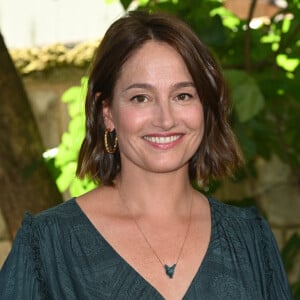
23 67 87 149
1 42 299 286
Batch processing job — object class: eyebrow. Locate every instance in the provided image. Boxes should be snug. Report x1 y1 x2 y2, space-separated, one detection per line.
123 81 195 92
172 81 195 89
124 83 154 92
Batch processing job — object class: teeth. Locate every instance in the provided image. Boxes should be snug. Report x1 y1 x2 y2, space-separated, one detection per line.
144 135 181 144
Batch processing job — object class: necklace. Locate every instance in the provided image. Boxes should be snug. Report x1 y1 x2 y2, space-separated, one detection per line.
117 185 193 279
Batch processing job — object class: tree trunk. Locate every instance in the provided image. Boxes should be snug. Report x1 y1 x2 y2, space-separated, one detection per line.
0 33 63 240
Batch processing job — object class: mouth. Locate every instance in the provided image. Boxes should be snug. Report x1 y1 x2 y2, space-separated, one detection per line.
143 134 182 144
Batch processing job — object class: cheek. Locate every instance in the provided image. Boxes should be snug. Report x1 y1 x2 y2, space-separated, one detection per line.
112 107 149 134
186 104 204 130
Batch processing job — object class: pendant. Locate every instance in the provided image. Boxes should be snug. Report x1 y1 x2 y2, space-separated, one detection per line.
164 264 176 279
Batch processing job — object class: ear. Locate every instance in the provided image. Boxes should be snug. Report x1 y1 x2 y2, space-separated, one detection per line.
102 99 115 130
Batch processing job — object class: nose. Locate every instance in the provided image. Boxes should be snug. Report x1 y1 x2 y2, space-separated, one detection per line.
152 100 176 130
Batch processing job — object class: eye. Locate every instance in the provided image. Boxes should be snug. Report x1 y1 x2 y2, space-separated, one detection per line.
176 93 192 101
131 95 148 103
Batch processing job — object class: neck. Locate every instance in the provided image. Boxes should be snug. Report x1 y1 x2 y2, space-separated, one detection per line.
116 168 194 218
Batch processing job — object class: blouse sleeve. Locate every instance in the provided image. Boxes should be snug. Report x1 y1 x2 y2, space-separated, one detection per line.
259 217 294 300
0 213 49 300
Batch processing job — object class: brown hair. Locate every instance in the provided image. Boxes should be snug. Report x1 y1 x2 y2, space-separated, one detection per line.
76 10 243 186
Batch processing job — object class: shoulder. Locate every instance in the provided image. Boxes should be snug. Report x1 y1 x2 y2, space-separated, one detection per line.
21 198 82 237
207 196 271 239
207 197 293 298
208 196 261 221
35 198 79 219
207 196 281 254
207 196 278 256
25 187 114 238
14 198 91 263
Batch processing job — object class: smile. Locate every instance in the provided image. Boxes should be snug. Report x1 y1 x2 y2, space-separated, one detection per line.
143 135 182 144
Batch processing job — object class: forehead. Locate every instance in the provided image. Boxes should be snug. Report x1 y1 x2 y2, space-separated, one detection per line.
116 41 192 86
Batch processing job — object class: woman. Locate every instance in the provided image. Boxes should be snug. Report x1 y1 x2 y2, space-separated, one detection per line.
0 11 292 299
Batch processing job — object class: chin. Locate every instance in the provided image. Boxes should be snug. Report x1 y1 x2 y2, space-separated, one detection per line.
144 161 188 174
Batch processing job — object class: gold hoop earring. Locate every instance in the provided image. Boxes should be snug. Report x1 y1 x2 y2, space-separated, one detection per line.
104 129 118 154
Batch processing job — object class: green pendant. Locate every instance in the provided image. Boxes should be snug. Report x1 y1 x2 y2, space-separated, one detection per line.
164 264 176 279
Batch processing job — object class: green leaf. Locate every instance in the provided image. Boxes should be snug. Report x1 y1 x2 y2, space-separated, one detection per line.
55 132 80 166
234 125 257 161
56 162 77 192
224 70 265 122
277 54 300 72
61 86 82 103
53 76 91 194
69 177 97 197
211 6 240 30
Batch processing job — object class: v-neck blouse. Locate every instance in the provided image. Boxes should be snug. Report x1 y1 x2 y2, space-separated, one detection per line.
0 197 293 299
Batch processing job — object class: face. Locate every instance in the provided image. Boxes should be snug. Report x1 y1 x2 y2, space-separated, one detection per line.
103 41 204 176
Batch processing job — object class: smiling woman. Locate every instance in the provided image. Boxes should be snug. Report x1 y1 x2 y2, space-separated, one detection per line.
101 40 204 176
0 10 293 300
77 11 243 187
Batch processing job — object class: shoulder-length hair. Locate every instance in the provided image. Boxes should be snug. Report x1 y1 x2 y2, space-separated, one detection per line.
76 10 243 186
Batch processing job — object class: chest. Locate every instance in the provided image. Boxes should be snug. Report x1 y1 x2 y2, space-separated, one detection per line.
42 233 266 300
89 216 211 300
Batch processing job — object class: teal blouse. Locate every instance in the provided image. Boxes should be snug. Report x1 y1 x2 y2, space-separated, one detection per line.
0 197 293 299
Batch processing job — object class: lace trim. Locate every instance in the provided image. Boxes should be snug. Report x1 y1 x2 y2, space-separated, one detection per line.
258 217 273 297
22 213 50 299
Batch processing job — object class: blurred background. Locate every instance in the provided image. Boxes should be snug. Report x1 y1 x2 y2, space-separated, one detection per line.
0 0 299 297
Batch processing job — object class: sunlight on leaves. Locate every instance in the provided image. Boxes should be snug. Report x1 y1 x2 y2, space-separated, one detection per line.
277 54 299 72
211 7 240 30
56 162 77 192
52 77 96 196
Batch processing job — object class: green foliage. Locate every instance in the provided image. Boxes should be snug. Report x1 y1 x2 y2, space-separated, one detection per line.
224 70 265 122
51 77 96 196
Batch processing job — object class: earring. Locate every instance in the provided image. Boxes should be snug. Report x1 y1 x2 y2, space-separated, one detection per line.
104 129 118 154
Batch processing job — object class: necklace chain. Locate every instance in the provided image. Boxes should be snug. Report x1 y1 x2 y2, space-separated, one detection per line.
117 184 194 279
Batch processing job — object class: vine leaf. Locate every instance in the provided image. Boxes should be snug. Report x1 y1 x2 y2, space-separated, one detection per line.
224 70 265 122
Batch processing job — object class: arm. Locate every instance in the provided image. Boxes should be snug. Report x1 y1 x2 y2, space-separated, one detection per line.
0 213 49 300
260 218 294 300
